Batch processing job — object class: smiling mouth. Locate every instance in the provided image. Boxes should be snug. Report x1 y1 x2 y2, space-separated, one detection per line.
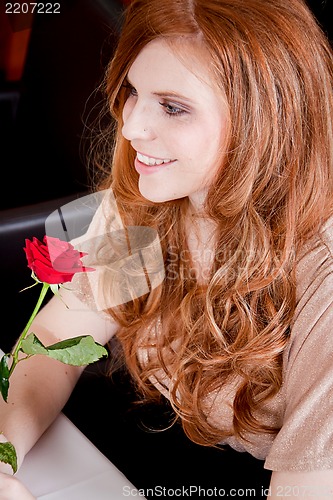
137 152 176 166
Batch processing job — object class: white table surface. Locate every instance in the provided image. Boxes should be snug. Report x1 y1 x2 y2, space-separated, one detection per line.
16 413 146 499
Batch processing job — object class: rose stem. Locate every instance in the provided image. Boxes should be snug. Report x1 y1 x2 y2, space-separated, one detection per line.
9 282 50 377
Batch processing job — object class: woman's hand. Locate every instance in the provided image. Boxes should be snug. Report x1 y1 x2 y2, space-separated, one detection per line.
0 435 35 500
0 472 36 500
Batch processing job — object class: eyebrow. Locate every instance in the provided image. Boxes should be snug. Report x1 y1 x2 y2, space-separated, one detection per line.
125 75 195 105
153 91 195 104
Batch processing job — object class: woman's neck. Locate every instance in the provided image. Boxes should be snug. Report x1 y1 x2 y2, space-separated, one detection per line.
185 206 217 284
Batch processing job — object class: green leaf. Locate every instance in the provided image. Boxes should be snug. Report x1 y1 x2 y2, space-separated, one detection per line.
20 333 48 356
46 336 108 365
0 355 10 403
21 334 108 366
0 441 18 474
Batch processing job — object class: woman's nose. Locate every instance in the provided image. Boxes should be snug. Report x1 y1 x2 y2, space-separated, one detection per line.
122 100 156 141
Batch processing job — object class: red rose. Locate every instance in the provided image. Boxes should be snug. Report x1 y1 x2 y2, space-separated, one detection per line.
24 236 94 284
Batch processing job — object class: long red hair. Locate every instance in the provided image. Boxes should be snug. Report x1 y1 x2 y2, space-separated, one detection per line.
91 0 333 446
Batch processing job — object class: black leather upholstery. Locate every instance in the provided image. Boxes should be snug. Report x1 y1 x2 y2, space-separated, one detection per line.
0 192 88 352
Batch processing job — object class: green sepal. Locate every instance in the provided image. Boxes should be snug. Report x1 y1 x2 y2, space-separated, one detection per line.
50 284 60 295
0 441 18 474
21 333 108 366
0 355 10 403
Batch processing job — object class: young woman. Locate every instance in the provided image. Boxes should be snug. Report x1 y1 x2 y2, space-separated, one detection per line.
1 0 333 497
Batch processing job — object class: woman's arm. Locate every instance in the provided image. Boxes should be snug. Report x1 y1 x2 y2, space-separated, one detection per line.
0 285 118 470
0 472 37 499
269 470 333 499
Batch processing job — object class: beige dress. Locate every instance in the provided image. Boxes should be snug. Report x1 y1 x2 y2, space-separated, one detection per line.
67 191 333 472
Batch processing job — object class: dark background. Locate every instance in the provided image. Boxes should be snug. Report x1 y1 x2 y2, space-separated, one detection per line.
0 0 125 210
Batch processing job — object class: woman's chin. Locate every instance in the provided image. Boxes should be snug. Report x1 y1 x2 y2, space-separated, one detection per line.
138 183 180 204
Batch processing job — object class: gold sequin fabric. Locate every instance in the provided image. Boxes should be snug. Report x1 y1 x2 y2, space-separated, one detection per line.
209 215 333 471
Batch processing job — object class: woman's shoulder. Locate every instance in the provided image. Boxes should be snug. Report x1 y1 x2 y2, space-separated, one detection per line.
319 213 333 254
295 214 333 302
287 214 333 363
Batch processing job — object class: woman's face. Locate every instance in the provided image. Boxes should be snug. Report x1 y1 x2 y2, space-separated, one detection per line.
122 39 229 210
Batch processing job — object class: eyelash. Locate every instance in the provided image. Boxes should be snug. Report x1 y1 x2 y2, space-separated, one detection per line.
122 83 137 97
159 102 187 117
122 82 187 118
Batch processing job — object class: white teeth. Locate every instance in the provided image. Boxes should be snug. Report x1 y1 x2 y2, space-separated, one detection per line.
137 152 173 166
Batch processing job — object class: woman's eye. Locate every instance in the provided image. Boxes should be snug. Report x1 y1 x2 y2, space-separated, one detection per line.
122 83 138 98
160 102 187 117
